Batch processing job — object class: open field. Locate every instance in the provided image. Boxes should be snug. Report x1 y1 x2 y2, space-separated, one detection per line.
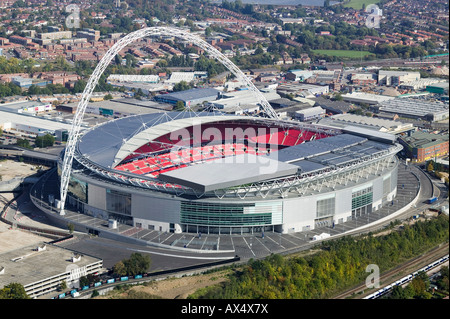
343 0 380 10
312 49 372 58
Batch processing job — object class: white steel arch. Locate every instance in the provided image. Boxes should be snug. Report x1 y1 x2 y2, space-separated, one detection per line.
59 26 278 214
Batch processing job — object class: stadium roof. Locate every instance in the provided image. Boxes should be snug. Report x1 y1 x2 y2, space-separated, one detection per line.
159 153 299 192
271 134 367 163
269 132 395 173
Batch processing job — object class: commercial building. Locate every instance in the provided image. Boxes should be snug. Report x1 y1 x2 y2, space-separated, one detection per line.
285 70 313 82
207 89 280 113
351 73 377 86
294 106 325 122
378 70 420 86
154 88 220 107
11 77 33 88
399 130 449 163
399 78 446 91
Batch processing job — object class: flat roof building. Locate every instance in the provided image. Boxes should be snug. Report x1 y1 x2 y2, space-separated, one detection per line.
378 70 420 86
399 130 449 163
0 243 103 299
155 88 220 107
318 113 415 135
378 98 449 122
294 106 325 122
426 82 449 95
0 110 74 136
342 92 395 105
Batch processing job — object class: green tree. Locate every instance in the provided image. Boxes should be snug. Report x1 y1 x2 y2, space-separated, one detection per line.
174 100 185 111
16 138 31 149
59 280 67 291
0 283 30 299
123 252 151 277
35 134 55 148
67 223 74 234
112 261 127 277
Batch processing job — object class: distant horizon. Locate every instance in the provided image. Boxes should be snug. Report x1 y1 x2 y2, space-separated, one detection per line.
212 0 337 7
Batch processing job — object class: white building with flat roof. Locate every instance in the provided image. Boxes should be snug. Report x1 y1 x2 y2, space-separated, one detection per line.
0 110 74 136
378 70 420 86
342 92 395 105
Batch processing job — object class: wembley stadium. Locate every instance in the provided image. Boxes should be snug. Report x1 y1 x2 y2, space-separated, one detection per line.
57 110 403 235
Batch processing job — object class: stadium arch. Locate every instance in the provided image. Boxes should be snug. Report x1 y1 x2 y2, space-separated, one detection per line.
59 27 278 214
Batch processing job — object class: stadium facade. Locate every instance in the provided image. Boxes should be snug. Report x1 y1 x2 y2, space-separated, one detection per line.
59 111 402 235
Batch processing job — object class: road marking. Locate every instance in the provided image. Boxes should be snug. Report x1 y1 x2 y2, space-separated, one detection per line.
127 247 235 260
242 237 255 256
266 235 285 249
160 233 174 244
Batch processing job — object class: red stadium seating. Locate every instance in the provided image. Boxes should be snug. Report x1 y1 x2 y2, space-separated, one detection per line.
115 123 331 186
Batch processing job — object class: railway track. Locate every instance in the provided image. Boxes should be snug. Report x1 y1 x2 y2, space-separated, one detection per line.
333 243 449 299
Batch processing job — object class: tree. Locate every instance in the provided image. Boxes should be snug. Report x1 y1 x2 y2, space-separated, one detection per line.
175 100 185 111
35 134 55 148
72 79 87 94
123 253 151 277
67 223 74 234
427 161 434 172
112 261 127 277
16 138 31 149
59 280 67 291
0 283 30 299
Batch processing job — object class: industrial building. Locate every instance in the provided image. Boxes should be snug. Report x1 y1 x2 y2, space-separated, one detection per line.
317 114 415 136
342 92 395 105
58 98 172 117
377 98 449 122
0 110 73 139
154 88 220 107
207 88 280 114
399 130 449 163
426 82 449 95
107 74 160 83
294 106 325 122
276 83 329 98
378 70 420 86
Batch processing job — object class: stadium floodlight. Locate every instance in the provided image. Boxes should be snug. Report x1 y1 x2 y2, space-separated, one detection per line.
59 27 278 214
